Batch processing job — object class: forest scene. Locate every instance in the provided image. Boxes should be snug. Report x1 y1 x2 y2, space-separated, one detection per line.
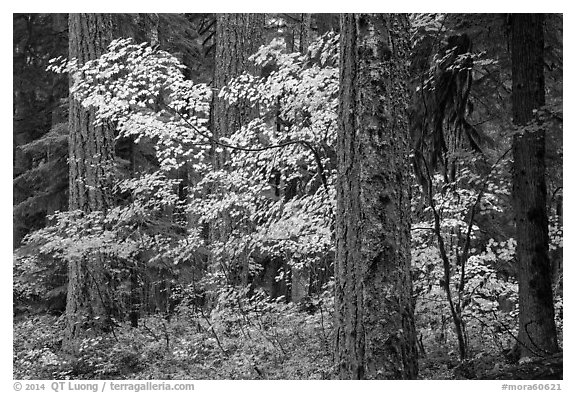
13 13 563 381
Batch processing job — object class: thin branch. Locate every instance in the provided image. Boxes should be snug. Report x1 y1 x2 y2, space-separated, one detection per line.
551 186 562 199
418 149 467 359
198 306 229 355
489 310 542 358
411 226 436 231
164 104 328 191
459 147 512 295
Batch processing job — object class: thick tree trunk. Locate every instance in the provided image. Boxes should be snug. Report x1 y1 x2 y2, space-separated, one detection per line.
510 13 559 358
67 14 115 213
299 13 312 52
291 262 310 303
211 14 265 287
335 14 418 379
64 13 116 352
213 13 264 164
290 13 313 304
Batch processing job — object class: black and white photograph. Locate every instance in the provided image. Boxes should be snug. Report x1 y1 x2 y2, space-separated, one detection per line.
10 9 566 387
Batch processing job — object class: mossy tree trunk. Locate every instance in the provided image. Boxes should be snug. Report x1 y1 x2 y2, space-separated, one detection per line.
510 13 559 359
64 13 116 353
335 13 418 379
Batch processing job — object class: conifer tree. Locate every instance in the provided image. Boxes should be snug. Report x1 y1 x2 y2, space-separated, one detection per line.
335 13 418 379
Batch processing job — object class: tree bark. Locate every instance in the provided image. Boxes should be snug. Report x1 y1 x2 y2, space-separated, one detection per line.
510 13 559 358
299 13 312 52
213 13 265 163
211 13 265 287
290 13 313 303
64 13 116 353
335 13 418 379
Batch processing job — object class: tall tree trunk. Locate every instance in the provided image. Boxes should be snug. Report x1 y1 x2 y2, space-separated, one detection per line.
211 13 265 287
299 13 312 53
510 13 559 358
335 14 418 379
212 13 264 166
64 13 116 353
46 13 69 216
290 13 313 304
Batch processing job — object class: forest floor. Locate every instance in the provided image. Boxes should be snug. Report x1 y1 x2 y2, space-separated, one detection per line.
13 313 562 380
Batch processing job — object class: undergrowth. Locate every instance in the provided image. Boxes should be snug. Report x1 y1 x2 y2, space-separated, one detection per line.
14 291 333 380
